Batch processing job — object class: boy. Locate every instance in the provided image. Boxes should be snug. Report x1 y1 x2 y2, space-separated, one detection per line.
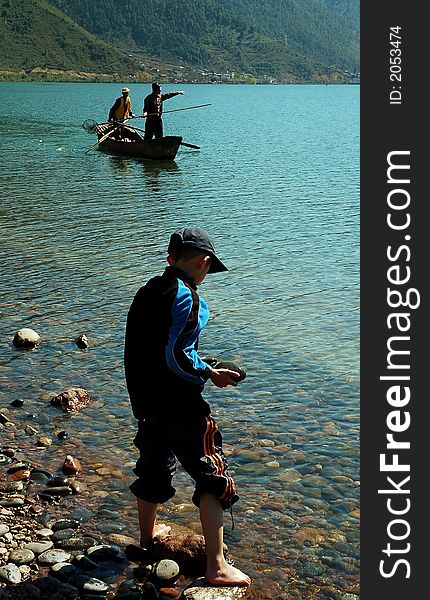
124 226 250 587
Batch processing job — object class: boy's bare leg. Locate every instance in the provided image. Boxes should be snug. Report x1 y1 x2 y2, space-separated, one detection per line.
199 493 251 586
137 498 171 547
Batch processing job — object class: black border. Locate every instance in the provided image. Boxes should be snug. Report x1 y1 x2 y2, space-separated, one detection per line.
361 2 427 597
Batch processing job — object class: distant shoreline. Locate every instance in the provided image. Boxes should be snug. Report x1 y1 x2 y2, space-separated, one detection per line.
0 69 358 86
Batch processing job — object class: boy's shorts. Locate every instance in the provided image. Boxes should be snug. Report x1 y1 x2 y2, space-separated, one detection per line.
130 414 239 510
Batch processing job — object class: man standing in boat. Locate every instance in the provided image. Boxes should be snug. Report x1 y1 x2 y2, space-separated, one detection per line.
143 83 184 140
108 87 136 123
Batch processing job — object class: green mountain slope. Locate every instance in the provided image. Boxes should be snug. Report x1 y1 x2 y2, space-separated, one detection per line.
0 0 139 73
48 0 346 80
321 0 359 29
216 0 359 71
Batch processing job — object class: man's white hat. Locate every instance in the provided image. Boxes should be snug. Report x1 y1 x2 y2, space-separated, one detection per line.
122 87 130 93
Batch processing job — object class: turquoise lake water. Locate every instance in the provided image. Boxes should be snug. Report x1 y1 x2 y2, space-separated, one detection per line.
0 82 359 598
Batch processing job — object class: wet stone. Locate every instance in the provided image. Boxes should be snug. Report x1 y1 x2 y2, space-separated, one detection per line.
96 523 126 534
72 575 109 593
152 559 180 586
142 582 160 600
13 327 41 348
74 554 98 571
36 511 52 525
35 528 54 537
69 508 93 522
297 561 327 578
116 580 145 598
38 548 72 565
182 578 248 600
53 518 81 531
48 475 70 487
25 540 54 554
41 485 73 496
0 454 12 465
34 577 79 599
30 471 50 483
0 480 24 493
51 562 77 580
52 528 77 542
7 462 30 473
10 399 25 407
0 563 22 584
8 548 35 565
56 536 98 551
0 497 24 507
31 467 53 478
86 544 120 561
97 509 121 519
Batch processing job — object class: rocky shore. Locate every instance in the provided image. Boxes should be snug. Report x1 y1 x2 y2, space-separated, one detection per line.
1 329 248 599
0 428 247 600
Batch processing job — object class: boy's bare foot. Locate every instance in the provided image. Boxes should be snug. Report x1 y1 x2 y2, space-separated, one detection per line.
205 563 251 587
140 523 171 547
153 523 171 539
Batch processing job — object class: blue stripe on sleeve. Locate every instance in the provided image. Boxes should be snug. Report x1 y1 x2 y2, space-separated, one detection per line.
165 279 209 385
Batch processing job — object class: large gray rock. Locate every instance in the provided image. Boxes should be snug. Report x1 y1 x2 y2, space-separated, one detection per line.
13 328 41 349
38 548 72 565
0 563 22 584
182 578 248 600
51 388 89 412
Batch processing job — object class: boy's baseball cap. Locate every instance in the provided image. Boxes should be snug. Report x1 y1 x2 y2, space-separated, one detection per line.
168 227 228 274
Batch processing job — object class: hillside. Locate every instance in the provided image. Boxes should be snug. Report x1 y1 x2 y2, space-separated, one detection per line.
0 0 140 75
321 0 359 28
48 0 353 80
0 0 359 82
216 0 359 72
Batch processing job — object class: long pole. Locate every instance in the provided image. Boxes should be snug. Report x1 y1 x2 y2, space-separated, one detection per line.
90 103 212 129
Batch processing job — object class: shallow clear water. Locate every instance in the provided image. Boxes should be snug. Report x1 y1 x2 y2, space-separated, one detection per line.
0 82 359 597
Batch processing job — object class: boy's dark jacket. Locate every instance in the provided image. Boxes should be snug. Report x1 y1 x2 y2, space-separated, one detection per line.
124 266 212 420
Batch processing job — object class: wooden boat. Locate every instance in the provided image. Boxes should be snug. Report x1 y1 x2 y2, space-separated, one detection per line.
95 123 182 160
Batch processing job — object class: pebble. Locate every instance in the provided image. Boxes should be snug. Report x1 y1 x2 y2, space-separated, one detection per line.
8 548 35 564
86 544 120 561
41 485 73 496
0 524 10 536
0 498 25 507
10 399 25 407
62 455 82 475
38 548 72 565
0 480 24 492
52 518 81 531
75 334 89 349
182 578 247 599
152 559 180 586
12 327 41 348
24 540 54 554
56 536 98 551
0 563 22 584
25 424 38 435
82 577 109 593
35 528 54 537
52 527 77 541
51 561 77 580
37 436 53 446
142 582 160 600
74 554 99 571
29 471 50 483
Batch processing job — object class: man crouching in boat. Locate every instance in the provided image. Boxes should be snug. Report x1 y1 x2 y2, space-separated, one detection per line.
143 83 184 140
108 87 136 139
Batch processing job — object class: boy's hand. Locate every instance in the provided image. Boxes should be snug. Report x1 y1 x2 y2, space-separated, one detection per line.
210 368 240 388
